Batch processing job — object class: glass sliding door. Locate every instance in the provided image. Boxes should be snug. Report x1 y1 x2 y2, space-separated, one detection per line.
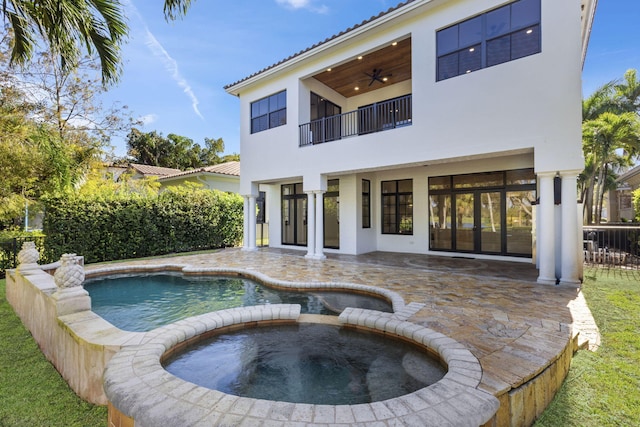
295 198 307 246
455 193 474 251
429 169 535 257
480 192 502 253
323 180 339 249
429 194 452 250
506 190 534 255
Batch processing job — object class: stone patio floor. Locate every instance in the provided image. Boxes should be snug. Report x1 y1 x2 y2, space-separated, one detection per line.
87 247 601 421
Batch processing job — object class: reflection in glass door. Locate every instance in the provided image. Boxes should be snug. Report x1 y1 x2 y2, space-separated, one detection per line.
480 192 502 253
295 198 307 245
282 184 307 246
323 180 340 249
455 193 474 251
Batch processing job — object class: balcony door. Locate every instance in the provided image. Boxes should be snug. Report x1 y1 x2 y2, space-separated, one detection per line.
310 93 341 143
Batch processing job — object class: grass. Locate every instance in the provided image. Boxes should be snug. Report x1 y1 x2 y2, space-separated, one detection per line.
0 279 107 427
1 266 638 426
535 269 640 426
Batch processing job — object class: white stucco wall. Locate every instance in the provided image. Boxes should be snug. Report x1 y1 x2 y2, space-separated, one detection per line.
235 0 583 196
231 0 583 264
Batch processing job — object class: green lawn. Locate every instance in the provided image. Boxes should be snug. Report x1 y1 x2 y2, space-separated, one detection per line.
0 279 107 427
1 268 639 426
535 269 640 426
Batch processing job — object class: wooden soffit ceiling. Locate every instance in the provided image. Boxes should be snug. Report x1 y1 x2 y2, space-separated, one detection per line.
312 37 412 98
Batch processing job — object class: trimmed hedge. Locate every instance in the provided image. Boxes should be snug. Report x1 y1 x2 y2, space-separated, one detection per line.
42 188 243 263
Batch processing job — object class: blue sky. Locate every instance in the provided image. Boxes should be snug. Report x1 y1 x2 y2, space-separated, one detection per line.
101 0 640 158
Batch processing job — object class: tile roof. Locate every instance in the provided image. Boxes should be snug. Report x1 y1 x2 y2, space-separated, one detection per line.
160 161 241 180
224 0 416 90
129 164 182 177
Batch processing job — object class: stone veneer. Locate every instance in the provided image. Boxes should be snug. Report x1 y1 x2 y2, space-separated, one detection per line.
104 304 499 427
4 263 409 406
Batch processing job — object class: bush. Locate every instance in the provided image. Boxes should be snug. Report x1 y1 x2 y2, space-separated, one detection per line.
42 188 243 263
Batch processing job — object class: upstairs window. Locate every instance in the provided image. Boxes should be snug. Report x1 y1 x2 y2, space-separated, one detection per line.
437 0 541 81
251 90 287 133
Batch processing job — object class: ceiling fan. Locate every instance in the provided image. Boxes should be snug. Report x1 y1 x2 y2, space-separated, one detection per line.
364 68 392 86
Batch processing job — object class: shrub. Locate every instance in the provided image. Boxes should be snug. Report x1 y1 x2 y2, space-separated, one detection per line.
42 188 243 263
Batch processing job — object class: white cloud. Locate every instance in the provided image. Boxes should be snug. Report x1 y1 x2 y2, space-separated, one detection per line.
275 0 329 14
125 1 204 120
138 114 158 126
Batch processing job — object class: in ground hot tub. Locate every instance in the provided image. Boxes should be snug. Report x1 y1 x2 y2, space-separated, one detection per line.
163 322 446 405
104 305 499 426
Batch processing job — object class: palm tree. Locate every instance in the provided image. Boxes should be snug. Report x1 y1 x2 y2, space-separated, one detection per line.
582 112 640 223
1 0 194 86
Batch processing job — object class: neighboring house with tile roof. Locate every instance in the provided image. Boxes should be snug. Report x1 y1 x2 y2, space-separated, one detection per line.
225 0 598 285
608 165 640 222
127 164 182 179
158 161 241 193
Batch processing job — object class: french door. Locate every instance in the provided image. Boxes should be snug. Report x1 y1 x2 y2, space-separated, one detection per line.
454 191 503 254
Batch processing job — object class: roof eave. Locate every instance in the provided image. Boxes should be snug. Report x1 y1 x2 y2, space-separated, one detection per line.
581 0 598 69
224 0 428 96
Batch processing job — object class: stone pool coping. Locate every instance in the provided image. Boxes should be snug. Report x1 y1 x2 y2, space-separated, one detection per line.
104 304 499 427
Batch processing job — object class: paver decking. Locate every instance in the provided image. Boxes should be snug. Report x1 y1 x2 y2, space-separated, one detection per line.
87 248 598 426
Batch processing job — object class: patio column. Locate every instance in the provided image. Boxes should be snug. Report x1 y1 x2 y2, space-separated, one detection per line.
305 191 316 258
537 172 557 284
314 190 326 260
560 172 581 285
247 195 258 251
241 196 250 251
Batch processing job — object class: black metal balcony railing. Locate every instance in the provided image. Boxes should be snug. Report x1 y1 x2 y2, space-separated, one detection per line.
299 94 412 147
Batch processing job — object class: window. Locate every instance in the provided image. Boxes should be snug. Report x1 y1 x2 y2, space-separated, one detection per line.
437 0 541 81
362 179 371 228
382 179 413 235
251 91 286 133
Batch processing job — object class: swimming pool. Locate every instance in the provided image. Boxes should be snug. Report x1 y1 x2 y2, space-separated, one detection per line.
85 273 393 332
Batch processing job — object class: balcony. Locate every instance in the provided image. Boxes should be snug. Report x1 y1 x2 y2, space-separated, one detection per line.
299 94 412 147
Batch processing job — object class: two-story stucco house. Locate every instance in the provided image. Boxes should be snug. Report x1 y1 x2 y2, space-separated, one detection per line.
225 0 597 285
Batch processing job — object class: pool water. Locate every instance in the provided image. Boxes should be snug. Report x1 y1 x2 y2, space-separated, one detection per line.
163 323 446 405
84 274 392 332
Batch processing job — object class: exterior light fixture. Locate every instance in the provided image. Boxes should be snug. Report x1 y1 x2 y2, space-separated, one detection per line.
355 86 360 91
469 47 475 52
358 56 363 60
526 29 533 34
326 68 332 72
392 42 398 46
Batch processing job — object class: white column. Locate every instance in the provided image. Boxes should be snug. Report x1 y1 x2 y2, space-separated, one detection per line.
560 172 581 285
314 190 326 260
537 173 557 284
305 191 316 258
247 195 258 251
241 196 250 251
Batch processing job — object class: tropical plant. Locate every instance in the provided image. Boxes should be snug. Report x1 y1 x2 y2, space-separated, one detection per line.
581 70 640 224
1 0 195 85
